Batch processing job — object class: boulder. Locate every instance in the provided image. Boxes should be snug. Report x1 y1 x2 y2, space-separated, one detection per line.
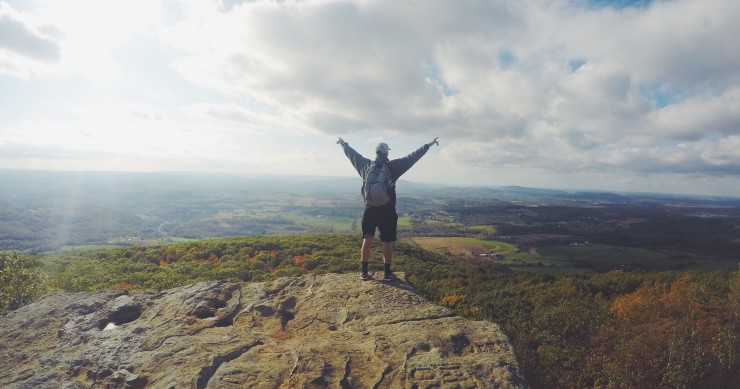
0 273 526 388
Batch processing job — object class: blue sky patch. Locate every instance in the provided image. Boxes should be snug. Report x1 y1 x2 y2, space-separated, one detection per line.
499 49 515 69
588 0 653 10
422 56 454 97
641 84 684 108
569 59 587 72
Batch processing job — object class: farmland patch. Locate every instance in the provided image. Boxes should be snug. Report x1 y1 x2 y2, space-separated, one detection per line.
411 237 515 256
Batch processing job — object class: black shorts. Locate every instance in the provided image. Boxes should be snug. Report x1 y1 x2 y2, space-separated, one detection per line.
361 205 398 242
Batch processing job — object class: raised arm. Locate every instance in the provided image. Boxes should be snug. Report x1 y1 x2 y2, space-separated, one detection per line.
336 138 370 178
389 138 439 179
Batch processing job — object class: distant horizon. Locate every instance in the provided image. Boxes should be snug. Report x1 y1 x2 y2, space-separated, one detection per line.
2 167 738 200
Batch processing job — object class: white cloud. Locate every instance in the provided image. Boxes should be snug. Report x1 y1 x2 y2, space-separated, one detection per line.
1 0 740 196
0 1 61 77
648 88 740 140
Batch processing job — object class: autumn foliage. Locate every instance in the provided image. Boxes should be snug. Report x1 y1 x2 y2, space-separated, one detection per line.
414 269 740 389
6 234 738 388
589 274 739 388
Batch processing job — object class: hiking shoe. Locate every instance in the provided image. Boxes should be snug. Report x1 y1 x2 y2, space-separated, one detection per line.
360 272 371 281
382 272 397 281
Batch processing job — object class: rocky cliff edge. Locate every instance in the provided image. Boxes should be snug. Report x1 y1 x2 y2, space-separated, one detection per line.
0 272 526 388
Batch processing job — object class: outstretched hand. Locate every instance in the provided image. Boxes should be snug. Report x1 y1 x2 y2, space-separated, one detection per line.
428 137 439 147
336 137 345 145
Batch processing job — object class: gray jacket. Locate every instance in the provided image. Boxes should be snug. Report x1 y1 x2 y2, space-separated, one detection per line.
340 142 431 206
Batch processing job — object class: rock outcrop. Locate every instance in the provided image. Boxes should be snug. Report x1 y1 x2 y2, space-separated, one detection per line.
0 273 526 388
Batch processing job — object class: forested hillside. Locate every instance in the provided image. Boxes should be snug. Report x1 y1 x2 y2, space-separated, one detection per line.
3 234 738 388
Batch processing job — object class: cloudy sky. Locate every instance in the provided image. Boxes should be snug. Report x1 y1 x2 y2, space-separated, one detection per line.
1 0 739 197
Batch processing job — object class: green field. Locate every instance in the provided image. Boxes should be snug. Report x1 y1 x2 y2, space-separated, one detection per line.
468 225 497 233
411 238 696 273
538 243 667 263
283 214 356 232
528 243 702 271
398 216 412 228
60 244 120 252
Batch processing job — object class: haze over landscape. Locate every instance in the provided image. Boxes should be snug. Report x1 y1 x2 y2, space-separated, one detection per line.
1 0 739 197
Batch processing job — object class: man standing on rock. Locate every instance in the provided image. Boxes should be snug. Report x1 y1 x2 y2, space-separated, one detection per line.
336 137 439 281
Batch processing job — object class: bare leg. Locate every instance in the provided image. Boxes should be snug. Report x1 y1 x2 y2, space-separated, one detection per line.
361 235 374 263
382 242 393 264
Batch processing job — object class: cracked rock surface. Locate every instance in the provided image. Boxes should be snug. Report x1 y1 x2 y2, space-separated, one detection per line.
0 273 526 388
